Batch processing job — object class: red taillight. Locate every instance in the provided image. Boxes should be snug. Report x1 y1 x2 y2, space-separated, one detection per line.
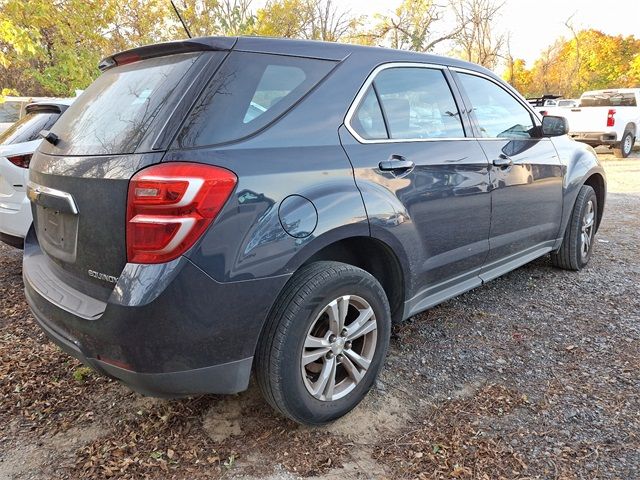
7 154 32 168
607 109 616 127
540 110 548 116
126 162 237 264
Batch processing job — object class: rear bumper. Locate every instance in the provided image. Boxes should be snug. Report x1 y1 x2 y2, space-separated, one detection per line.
28 296 252 396
569 131 618 146
23 229 289 397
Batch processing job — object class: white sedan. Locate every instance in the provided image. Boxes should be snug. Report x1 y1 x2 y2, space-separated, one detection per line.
0 99 73 247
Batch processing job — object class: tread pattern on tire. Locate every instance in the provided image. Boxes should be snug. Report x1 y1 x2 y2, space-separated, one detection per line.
551 185 596 271
255 261 388 424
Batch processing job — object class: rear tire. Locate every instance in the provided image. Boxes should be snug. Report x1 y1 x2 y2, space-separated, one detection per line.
613 131 634 158
551 185 598 271
255 261 391 425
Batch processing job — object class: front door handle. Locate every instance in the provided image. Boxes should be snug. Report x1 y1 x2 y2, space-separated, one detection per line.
493 154 513 168
379 155 415 175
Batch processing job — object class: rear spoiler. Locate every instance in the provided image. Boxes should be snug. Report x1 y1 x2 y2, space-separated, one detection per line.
98 37 237 71
26 101 72 115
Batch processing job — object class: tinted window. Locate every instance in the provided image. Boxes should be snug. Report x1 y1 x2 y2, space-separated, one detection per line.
0 101 22 123
352 87 387 140
372 68 465 140
176 52 336 147
48 52 200 155
458 73 536 139
0 112 60 145
580 92 637 107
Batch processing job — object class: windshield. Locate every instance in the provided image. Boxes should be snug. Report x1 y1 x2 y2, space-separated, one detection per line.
580 92 637 107
0 111 60 145
47 52 201 155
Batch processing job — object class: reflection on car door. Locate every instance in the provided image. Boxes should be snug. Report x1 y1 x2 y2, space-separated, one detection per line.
452 70 563 280
340 65 492 314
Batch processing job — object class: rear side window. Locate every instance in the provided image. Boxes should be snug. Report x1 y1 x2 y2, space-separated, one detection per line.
374 68 465 140
47 53 201 155
175 52 336 148
458 73 536 139
0 112 60 145
349 67 465 141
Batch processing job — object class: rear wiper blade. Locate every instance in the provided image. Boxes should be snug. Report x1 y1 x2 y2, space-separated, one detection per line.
39 130 60 146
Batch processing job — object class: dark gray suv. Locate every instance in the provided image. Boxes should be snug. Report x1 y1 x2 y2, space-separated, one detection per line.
24 37 606 425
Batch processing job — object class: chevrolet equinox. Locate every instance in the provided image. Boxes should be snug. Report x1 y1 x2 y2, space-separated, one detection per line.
24 37 606 425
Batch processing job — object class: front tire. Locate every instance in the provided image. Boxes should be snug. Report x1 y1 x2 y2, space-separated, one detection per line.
613 131 634 158
551 185 598 270
255 261 391 425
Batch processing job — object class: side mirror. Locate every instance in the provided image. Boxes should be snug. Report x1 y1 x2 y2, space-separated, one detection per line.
541 115 569 137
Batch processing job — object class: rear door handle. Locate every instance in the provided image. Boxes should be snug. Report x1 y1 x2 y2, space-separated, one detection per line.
492 154 513 168
379 155 415 174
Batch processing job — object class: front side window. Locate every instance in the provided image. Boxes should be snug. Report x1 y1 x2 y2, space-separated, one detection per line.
458 73 536 139
372 67 465 140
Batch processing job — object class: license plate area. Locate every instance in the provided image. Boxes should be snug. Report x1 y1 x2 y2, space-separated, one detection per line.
35 205 79 263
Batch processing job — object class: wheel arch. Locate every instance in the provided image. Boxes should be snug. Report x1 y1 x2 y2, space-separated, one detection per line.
583 172 606 231
624 122 636 137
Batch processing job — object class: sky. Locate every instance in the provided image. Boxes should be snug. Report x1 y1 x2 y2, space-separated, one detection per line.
253 0 640 65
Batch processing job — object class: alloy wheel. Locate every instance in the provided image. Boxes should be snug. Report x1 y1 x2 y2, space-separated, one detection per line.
301 295 377 401
581 199 595 260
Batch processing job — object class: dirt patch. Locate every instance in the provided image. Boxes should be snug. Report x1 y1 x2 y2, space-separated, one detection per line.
0 156 639 479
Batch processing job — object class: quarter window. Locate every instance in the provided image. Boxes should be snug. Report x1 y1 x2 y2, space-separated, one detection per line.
458 73 536 139
351 87 387 140
372 67 465 140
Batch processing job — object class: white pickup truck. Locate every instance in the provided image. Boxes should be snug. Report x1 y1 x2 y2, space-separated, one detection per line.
559 88 639 158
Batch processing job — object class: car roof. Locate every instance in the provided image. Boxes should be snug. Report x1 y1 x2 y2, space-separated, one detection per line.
102 35 500 81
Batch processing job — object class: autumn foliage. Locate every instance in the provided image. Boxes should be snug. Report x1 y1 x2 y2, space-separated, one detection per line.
0 0 638 98
504 29 640 98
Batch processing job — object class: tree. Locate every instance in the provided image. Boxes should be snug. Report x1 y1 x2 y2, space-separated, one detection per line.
178 0 255 37
507 30 640 97
252 0 354 41
450 0 505 69
366 0 462 51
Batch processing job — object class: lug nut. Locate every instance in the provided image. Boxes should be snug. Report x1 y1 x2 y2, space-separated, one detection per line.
326 351 334 359
344 341 352 349
337 354 344 362
329 334 337 343
341 329 348 337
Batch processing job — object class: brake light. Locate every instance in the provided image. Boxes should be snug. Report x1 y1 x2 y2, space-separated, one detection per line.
6 154 32 168
126 162 237 264
540 110 548 116
607 109 616 127
113 51 142 66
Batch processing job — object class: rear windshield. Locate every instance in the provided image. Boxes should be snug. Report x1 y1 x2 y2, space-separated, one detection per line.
47 52 200 155
0 101 22 123
175 52 336 148
0 111 60 145
580 92 637 107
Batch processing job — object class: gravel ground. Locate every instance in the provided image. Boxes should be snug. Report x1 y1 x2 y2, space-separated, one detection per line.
0 153 638 480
